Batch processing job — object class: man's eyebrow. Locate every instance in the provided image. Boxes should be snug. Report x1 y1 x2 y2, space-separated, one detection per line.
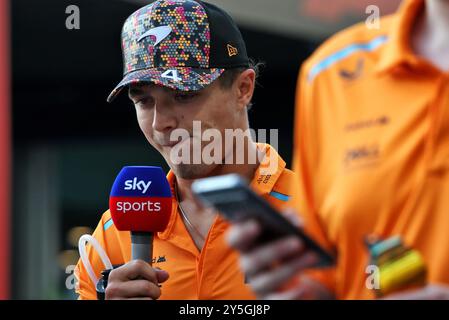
128 85 200 97
170 88 202 94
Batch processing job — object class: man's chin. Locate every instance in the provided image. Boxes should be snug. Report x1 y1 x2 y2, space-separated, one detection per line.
170 163 216 180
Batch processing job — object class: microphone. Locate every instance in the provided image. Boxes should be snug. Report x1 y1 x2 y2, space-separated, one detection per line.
109 166 172 264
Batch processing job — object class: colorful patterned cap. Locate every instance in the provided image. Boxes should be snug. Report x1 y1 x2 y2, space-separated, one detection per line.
107 0 250 102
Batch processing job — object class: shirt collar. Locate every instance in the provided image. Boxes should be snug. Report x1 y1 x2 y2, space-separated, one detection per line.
249 143 286 196
158 143 286 239
157 170 178 240
375 0 425 74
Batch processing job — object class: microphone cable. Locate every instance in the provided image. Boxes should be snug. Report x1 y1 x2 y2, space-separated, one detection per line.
78 234 113 286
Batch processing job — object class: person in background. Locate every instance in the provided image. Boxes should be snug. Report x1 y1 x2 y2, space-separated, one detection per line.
228 0 449 299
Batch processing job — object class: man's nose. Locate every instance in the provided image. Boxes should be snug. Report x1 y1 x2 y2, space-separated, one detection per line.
152 103 177 133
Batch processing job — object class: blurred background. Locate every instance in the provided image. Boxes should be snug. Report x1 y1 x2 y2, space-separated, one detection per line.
3 0 402 299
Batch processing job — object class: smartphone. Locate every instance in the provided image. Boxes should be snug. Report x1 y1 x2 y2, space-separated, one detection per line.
192 174 335 267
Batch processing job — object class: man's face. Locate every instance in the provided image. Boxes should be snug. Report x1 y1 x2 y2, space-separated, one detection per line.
128 72 254 179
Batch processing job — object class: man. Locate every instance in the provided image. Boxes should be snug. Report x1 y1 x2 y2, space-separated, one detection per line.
74 0 302 300
228 0 449 299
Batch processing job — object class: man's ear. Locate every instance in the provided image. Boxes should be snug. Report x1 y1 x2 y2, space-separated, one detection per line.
235 69 256 111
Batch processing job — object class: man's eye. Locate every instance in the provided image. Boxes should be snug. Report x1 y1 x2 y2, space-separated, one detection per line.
134 97 154 107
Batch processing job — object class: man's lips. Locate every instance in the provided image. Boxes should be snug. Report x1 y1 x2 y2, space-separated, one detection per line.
159 136 192 148
160 140 180 147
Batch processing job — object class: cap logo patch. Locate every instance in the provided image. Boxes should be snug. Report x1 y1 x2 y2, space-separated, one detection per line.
161 69 182 82
227 44 238 57
138 25 172 46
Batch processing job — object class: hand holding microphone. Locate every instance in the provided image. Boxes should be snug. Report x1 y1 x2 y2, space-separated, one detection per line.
106 166 172 300
105 260 169 300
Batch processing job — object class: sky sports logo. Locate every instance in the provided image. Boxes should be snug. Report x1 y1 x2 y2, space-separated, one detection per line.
115 177 162 213
124 177 152 194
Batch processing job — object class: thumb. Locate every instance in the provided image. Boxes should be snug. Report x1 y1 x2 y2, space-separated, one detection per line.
155 268 170 283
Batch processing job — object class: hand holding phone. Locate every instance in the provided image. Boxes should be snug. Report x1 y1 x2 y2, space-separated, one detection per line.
192 174 335 267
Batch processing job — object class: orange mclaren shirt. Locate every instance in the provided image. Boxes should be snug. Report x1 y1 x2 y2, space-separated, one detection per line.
75 144 299 300
293 0 449 299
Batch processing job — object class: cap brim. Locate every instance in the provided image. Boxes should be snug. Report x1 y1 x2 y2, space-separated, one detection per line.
107 67 225 103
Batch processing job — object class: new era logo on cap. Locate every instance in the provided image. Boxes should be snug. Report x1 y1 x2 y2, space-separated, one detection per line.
227 44 238 57
107 0 249 102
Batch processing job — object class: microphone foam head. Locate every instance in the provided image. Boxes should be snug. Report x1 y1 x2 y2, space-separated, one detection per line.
109 166 172 232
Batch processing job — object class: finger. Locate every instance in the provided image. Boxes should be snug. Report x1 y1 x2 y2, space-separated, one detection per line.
380 286 428 300
282 208 304 227
264 285 309 300
226 219 261 252
109 260 158 284
249 252 319 297
264 276 334 300
382 290 427 300
381 285 448 300
241 236 304 276
155 269 170 283
105 279 161 299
